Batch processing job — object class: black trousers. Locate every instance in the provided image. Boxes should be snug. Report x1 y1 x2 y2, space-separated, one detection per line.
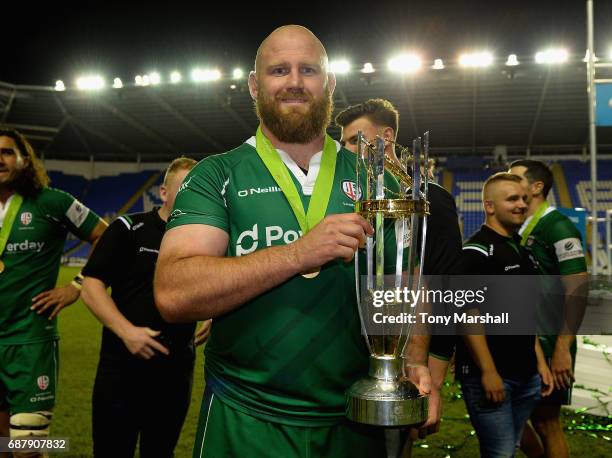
92 353 194 458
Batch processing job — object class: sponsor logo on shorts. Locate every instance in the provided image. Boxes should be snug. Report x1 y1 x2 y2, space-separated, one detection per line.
341 180 361 201
37 375 49 391
20 212 33 225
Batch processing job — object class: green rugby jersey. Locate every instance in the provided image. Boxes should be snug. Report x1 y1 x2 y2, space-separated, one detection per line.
520 206 586 355
0 187 101 344
168 138 403 426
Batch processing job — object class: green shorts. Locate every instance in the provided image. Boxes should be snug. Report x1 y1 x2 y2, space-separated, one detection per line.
194 389 386 458
0 340 59 413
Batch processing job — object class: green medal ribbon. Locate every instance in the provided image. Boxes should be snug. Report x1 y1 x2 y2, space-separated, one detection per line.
255 127 337 234
520 201 549 246
0 194 24 259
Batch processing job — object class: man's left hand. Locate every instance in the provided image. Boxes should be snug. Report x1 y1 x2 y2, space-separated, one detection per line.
31 284 80 320
551 346 574 390
404 364 435 439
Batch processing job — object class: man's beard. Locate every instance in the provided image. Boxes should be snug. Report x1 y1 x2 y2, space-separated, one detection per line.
255 85 333 144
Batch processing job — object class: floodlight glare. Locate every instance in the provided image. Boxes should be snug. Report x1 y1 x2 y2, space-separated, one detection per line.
135 75 143 86
432 59 445 70
459 51 493 68
535 48 568 64
230 84 237 90
582 50 599 62
76 75 105 91
388 54 422 73
192 68 222 82
113 78 123 89
232 68 244 80
170 71 182 84
54 80 66 91
505 54 519 66
361 62 375 74
141 75 151 86
148 72 161 85
330 59 350 74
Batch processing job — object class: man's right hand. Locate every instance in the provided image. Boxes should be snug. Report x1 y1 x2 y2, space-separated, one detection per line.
481 368 506 404
293 213 373 271
119 326 170 360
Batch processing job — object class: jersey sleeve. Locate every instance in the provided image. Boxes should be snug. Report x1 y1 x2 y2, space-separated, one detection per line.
44 188 102 240
423 185 463 275
166 156 229 232
81 217 132 286
459 243 489 275
545 217 587 275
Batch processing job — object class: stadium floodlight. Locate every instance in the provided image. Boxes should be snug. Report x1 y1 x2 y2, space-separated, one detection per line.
75 75 105 91
361 62 375 73
535 48 568 64
192 68 222 82
113 78 123 89
459 51 493 68
170 71 182 84
148 72 161 85
505 54 520 66
232 68 244 80
432 59 445 70
54 80 66 91
230 84 237 90
135 75 143 86
387 54 422 74
330 59 350 74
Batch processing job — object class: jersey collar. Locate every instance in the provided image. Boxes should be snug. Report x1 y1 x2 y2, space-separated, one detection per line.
245 136 341 196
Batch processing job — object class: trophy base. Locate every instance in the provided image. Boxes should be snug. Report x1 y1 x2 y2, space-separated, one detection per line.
346 356 428 427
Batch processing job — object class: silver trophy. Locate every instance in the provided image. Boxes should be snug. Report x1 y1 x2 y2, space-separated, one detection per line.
346 132 430 426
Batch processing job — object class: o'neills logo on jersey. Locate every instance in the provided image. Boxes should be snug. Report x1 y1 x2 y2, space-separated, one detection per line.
20 212 33 225
341 180 361 201
37 375 49 391
237 186 282 198
236 224 302 256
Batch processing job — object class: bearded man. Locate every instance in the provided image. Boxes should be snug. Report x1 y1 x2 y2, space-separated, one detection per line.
154 25 432 458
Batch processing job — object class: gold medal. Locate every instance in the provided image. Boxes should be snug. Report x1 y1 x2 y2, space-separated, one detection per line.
0 260 4 274
301 267 320 279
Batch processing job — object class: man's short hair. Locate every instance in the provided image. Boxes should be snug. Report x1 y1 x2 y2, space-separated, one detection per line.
483 172 523 201
509 159 553 198
0 128 49 197
163 157 197 185
335 99 399 134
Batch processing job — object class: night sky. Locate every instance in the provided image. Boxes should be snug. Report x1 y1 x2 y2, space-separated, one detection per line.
4 0 612 86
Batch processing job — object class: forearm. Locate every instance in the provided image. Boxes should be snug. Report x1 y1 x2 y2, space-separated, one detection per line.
428 355 450 390
464 335 497 373
535 336 548 367
81 278 134 339
405 334 430 366
155 242 302 322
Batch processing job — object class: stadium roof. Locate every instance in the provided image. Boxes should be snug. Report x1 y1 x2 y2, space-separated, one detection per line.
2 59 612 162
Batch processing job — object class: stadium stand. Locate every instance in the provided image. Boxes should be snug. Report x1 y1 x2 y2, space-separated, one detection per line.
53 170 164 262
